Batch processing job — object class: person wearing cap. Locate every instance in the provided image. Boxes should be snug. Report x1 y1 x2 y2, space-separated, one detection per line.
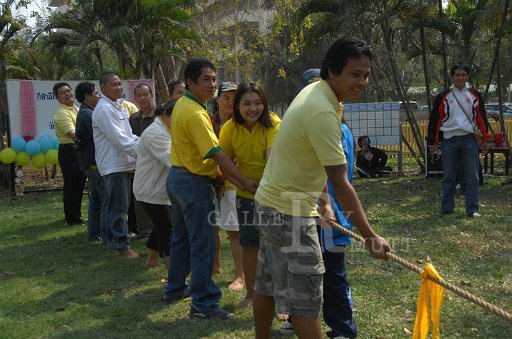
210 81 245 291
278 69 358 338
253 38 391 338
163 58 258 320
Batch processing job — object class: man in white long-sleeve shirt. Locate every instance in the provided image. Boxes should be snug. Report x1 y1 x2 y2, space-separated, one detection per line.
93 72 139 258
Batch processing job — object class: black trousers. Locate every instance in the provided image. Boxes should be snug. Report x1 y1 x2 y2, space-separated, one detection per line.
140 202 173 257
58 144 86 224
127 173 138 233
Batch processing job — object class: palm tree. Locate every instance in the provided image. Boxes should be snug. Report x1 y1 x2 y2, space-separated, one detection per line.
1 0 29 186
43 0 199 100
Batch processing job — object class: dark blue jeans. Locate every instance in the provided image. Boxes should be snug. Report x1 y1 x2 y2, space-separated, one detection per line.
236 196 259 247
102 172 131 250
322 247 357 338
318 226 357 338
86 167 107 241
164 167 222 313
441 134 479 214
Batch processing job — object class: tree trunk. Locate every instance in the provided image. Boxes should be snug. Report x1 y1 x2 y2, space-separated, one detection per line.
381 17 425 170
155 62 170 104
438 0 449 88
496 53 509 148
419 23 432 111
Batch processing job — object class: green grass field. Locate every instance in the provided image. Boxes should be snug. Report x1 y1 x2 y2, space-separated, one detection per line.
0 172 511 338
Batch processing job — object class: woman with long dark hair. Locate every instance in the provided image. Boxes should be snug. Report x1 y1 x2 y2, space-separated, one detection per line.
219 82 280 307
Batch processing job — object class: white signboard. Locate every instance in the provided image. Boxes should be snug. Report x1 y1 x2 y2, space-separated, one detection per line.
343 102 400 145
6 79 155 140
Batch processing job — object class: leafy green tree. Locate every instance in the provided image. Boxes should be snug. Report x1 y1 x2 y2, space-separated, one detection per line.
297 0 427 167
0 0 29 185
44 0 199 101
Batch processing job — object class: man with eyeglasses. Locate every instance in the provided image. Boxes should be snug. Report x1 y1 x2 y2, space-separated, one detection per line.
75 82 104 242
53 82 87 225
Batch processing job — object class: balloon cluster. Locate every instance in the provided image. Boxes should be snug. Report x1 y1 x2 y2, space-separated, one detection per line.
0 135 59 168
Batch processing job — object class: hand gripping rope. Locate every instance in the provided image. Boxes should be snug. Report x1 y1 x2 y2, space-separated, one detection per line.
326 219 512 323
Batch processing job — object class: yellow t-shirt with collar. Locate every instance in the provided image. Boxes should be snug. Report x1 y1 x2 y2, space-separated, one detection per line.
54 103 78 144
121 100 139 116
170 93 220 177
255 79 346 217
219 113 281 199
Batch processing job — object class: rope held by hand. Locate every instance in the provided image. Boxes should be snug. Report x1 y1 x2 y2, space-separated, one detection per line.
326 219 512 323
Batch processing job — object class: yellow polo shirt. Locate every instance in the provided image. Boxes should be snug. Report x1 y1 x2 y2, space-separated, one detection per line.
255 79 346 217
219 114 281 199
170 93 220 177
54 103 78 144
121 100 139 116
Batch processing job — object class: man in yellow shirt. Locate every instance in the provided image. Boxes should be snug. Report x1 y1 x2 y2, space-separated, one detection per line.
253 38 391 338
163 58 257 320
53 82 86 225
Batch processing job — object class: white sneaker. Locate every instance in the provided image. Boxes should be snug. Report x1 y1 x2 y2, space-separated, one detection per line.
468 212 482 218
278 321 294 335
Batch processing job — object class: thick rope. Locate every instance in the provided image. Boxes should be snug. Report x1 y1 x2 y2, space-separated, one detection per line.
326 219 512 323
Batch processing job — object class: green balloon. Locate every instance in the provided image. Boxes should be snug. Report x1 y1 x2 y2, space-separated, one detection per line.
16 151 31 166
46 149 59 165
31 153 46 169
0 148 16 164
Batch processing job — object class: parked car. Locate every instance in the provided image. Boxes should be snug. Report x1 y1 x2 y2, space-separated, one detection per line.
484 103 512 120
399 101 418 111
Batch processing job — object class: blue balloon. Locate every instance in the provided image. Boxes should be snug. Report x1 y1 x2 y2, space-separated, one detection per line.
25 140 42 156
39 134 54 153
53 139 60 150
11 136 26 153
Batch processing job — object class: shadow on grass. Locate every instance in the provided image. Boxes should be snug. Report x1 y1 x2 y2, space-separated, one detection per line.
0 210 258 337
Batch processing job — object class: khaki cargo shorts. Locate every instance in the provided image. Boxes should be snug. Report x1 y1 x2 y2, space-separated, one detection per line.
254 202 325 317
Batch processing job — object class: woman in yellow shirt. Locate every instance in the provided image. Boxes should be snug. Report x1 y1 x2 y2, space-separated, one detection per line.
219 82 280 308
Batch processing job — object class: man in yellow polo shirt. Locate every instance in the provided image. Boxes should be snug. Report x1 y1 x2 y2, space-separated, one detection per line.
53 82 86 225
163 58 257 320
253 38 391 338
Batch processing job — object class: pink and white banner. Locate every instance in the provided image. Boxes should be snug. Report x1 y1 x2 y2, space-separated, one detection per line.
6 79 155 140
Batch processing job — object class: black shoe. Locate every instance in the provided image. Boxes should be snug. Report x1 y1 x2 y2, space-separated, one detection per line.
67 219 84 226
162 288 190 304
136 233 150 239
190 305 234 319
